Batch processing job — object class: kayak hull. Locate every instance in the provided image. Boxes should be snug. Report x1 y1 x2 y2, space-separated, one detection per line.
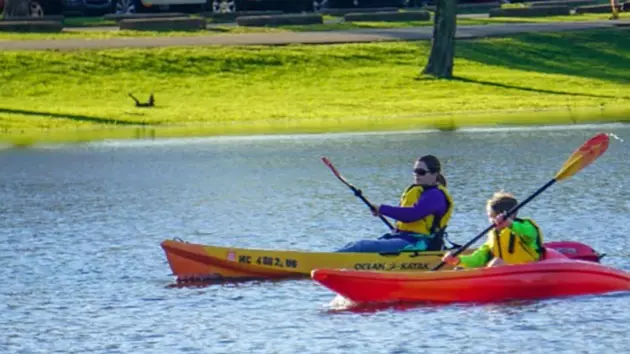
311 257 630 304
161 239 603 282
160 239 462 282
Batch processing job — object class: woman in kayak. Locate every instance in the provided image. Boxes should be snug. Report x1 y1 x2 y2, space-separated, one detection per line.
336 155 454 253
442 191 544 268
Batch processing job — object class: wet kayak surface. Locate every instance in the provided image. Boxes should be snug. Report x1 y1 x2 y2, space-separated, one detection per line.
2 124 630 353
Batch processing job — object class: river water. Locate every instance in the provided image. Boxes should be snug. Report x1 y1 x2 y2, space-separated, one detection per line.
2 124 629 354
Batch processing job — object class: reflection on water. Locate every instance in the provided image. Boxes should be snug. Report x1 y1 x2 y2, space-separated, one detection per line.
325 295 560 316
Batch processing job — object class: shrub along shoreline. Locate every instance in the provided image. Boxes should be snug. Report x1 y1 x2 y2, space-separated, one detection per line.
0 12 624 40
1 28 629 144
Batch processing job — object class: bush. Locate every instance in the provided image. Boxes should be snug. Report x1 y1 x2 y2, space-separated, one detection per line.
489 6 571 17
0 20 63 32
200 11 284 23
104 13 187 22
1 15 64 22
344 11 431 22
426 2 501 13
574 4 622 14
236 14 323 27
319 7 399 17
529 0 597 7
118 17 207 31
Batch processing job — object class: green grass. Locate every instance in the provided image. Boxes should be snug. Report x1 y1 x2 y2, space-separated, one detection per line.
0 13 622 41
1 28 630 144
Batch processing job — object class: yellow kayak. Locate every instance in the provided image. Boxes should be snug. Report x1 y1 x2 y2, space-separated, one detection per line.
160 238 468 282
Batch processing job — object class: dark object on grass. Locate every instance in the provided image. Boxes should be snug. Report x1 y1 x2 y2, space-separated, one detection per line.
129 93 154 108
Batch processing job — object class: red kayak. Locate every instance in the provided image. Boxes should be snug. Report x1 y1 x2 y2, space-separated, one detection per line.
311 249 629 304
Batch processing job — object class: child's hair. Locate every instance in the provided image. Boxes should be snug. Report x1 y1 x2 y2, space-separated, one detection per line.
486 191 518 216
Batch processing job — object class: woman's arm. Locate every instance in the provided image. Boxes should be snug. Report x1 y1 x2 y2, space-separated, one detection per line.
378 188 447 223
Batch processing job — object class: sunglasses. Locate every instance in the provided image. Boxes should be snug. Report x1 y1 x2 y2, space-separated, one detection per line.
413 168 431 176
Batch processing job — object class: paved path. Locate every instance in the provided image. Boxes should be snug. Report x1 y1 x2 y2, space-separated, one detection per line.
0 20 628 51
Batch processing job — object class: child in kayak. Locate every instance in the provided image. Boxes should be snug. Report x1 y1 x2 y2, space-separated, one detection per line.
441 191 544 268
336 155 454 253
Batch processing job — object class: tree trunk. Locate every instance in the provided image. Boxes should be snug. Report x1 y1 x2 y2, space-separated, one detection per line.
3 0 31 18
422 0 458 79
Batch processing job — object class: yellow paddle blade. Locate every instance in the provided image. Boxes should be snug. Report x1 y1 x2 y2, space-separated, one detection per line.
554 133 610 181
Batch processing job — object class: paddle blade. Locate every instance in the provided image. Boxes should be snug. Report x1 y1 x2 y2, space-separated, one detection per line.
322 156 355 190
554 133 609 181
321 157 336 174
322 157 343 181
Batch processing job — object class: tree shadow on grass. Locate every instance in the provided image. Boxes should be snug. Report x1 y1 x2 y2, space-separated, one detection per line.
450 76 630 100
0 107 153 126
455 29 630 84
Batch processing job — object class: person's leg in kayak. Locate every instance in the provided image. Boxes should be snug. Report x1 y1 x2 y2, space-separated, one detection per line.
336 238 412 253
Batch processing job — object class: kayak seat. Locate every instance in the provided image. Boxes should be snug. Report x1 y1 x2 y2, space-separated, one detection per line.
402 235 446 252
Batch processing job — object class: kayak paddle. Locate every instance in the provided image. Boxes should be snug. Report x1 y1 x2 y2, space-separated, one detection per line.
431 132 611 271
321 157 395 231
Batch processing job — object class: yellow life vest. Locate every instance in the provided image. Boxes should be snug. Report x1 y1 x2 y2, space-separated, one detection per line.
488 218 544 265
395 184 454 235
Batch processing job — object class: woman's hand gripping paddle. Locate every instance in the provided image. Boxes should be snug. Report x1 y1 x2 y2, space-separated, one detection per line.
321 157 395 231
431 132 611 271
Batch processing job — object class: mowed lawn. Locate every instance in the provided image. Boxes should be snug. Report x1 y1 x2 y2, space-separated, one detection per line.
1 28 629 141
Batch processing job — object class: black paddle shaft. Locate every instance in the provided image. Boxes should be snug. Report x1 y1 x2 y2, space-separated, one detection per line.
322 157 395 231
351 186 395 231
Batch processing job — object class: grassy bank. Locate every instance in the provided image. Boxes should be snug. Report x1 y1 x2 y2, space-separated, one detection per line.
3 106 629 146
1 28 630 143
0 13 621 41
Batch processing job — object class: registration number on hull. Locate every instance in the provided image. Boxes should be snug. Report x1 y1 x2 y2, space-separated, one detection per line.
234 254 299 269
